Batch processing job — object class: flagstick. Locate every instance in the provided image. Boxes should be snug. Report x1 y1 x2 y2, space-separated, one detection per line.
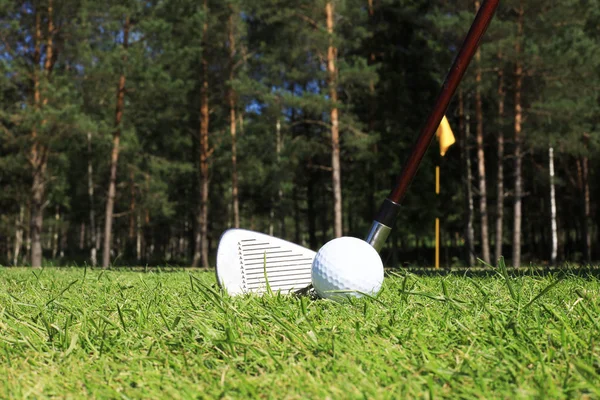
435 165 440 269
434 116 455 269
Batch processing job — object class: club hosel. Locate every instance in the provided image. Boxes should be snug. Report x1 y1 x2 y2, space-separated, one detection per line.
366 198 401 252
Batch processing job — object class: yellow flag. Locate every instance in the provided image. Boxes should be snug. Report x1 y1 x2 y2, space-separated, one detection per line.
436 115 456 156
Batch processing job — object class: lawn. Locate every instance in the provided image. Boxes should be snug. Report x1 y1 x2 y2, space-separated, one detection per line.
1 266 599 399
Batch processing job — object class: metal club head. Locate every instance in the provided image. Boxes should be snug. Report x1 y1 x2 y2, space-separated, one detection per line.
216 229 315 295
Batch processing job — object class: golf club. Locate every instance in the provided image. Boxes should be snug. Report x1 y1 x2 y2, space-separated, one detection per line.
366 0 499 251
216 0 499 295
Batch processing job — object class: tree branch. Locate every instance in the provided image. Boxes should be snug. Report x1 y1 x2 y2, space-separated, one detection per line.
294 12 321 30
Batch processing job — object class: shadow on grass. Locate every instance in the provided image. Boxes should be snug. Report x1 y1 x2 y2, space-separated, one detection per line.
6 262 600 280
391 264 600 278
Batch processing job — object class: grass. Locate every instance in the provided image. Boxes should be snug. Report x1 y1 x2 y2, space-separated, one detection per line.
1 264 599 399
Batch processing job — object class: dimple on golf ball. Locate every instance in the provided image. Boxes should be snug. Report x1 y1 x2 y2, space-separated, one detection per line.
311 237 384 300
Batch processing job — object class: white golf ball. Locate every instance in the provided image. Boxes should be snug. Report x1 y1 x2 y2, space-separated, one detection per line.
311 237 384 300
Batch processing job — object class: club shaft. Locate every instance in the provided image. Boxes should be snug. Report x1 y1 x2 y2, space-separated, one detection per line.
367 0 500 252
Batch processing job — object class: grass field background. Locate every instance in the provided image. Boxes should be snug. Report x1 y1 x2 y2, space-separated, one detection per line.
1 266 599 399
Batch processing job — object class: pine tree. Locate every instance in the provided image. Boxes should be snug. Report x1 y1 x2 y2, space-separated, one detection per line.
191 0 210 268
102 14 130 268
473 0 491 265
494 50 505 264
228 3 241 229
512 0 524 268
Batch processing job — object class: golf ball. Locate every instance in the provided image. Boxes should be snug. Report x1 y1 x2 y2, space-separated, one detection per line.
311 237 384 300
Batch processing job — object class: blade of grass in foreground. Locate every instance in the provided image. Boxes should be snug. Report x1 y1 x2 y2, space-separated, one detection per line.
495 257 519 303
522 275 564 310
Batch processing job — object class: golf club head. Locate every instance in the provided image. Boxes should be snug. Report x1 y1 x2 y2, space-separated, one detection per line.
216 229 315 295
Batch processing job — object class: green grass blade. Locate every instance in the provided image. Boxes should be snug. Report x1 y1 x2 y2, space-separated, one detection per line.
523 276 564 310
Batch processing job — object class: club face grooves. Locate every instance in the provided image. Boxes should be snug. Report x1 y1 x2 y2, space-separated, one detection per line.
238 237 313 292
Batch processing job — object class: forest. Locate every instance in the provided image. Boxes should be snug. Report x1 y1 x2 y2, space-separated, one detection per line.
0 0 598 268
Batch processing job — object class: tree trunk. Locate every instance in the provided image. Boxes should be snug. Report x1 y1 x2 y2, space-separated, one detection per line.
13 205 24 265
269 203 274 236
87 132 97 266
30 3 54 268
128 169 136 240
326 2 342 238
193 0 210 268
145 205 151 261
474 0 490 265
79 222 85 250
549 147 558 264
25 211 31 264
495 54 505 264
293 184 301 246
60 220 66 259
270 117 284 237
127 168 138 261
178 221 184 261
29 10 42 267
581 150 591 263
228 11 240 229
276 118 284 237
102 15 130 268
7 237 12 265
367 0 378 220
512 3 524 268
136 213 142 262
307 165 317 249
52 206 59 259
459 91 476 266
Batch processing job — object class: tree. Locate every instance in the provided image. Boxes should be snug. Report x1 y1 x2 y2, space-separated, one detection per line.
326 1 342 238
102 14 130 268
473 0 491 265
0 0 89 267
494 51 505 264
29 0 57 267
512 0 524 268
548 146 557 264
459 91 476 266
192 0 210 268
228 4 241 229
